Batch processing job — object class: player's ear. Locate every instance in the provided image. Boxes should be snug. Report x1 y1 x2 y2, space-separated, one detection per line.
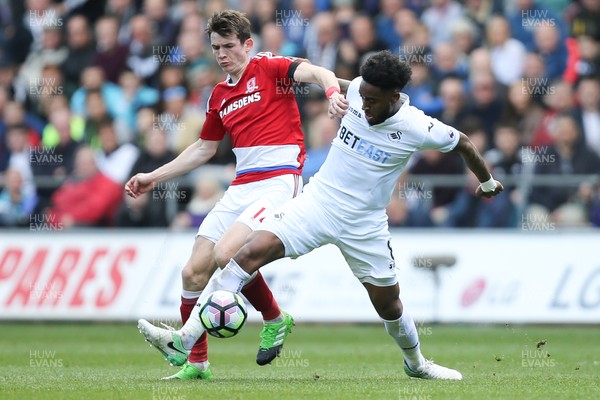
390 91 400 104
244 38 254 52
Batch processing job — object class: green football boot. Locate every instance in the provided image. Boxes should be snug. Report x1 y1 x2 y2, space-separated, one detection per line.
256 311 295 366
162 362 213 380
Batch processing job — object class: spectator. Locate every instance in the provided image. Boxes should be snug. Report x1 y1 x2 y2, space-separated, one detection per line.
500 79 544 145
46 146 123 227
127 15 160 83
527 115 600 226
337 14 387 78
394 9 420 52
486 16 527 85
572 77 600 157
438 77 468 128
0 168 38 227
468 47 493 77
82 91 111 148
42 100 85 148
533 24 568 80
27 64 67 118
450 18 480 56
408 149 465 226
143 0 178 47
402 63 444 116
177 30 211 71
430 42 468 83
6 124 36 197
105 0 136 45
442 168 517 227
91 15 129 83
35 107 80 178
485 125 524 181
115 191 170 227
171 176 224 230
60 15 94 93
115 127 175 228
3 101 44 145
95 118 139 184
304 12 338 71
530 80 574 147
259 21 302 57
186 65 218 115
248 0 276 36
376 0 404 50
158 86 203 154
302 112 339 183
508 0 567 51
464 0 499 36
70 66 127 126
421 0 464 48
466 72 504 143
465 119 489 153
117 69 159 139
569 0 600 41
573 35 600 80
284 0 316 49
17 27 68 101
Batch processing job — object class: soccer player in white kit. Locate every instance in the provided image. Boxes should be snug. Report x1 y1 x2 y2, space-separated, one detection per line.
141 51 504 379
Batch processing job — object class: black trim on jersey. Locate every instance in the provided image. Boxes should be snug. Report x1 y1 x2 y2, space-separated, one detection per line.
287 60 304 81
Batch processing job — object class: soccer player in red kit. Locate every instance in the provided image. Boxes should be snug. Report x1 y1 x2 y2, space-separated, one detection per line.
125 10 348 380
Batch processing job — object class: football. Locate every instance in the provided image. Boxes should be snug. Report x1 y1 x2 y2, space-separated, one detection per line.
199 290 248 338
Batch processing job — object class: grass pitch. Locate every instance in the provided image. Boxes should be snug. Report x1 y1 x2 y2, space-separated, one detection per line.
0 322 598 400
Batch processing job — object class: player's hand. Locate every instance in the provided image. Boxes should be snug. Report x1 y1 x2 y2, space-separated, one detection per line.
475 180 504 198
328 92 348 118
125 173 155 198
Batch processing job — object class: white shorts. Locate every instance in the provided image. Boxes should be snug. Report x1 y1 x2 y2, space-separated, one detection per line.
260 187 398 287
197 174 302 243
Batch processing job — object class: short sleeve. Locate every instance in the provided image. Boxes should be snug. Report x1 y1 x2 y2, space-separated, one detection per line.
199 94 225 141
418 116 460 153
256 52 297 87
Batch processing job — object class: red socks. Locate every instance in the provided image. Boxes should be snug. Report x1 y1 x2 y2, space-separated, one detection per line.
241 271 281 321
179 271 279 363
180 296 208 363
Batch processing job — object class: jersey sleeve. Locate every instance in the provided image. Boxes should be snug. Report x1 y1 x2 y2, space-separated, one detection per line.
417 114 460 153
199 93 225 141
255 52 299 87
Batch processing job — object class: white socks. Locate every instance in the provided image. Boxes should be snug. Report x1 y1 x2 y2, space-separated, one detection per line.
181 289 202 299
179 259 253 349
383 312 424 370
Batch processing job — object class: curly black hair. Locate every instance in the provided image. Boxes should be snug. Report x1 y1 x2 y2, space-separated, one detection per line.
360 50 412 91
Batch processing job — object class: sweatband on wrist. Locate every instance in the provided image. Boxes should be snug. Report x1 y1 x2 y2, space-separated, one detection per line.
479 176 497 192
326 86 340 99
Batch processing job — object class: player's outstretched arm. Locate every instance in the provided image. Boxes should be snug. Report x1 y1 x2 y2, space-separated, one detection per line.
292 62 348 118
125 139 219 198
451 132 504 198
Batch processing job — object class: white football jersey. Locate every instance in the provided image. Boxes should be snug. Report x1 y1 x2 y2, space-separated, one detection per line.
307 77 460 212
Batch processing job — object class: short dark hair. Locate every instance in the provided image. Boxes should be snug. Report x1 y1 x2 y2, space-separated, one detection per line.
206 10 251 43
7 123 28 133
360 51 412 91
97 116 114 132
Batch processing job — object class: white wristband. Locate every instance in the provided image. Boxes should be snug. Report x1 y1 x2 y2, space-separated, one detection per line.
479 176 497 192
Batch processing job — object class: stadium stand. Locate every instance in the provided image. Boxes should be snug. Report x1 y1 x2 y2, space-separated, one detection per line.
0 0 599 229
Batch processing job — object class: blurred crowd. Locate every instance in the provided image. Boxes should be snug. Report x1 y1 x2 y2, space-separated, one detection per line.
0 0 599 229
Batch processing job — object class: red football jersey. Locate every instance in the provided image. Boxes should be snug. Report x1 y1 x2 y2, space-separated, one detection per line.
200 52 306 185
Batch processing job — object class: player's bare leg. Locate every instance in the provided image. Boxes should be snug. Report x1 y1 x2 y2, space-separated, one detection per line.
138 227 293 375
363 282 462 380
138 236 216 379
216 224 294 365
